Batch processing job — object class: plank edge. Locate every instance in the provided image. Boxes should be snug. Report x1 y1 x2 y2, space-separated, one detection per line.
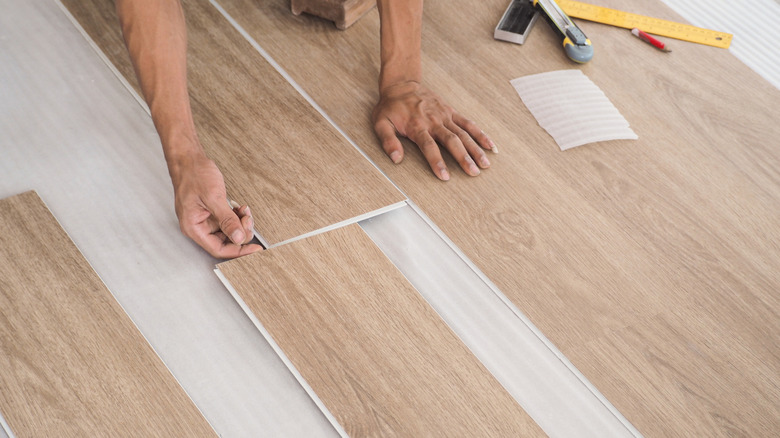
55 0 150 115
4 190 219 436
213 268 348 438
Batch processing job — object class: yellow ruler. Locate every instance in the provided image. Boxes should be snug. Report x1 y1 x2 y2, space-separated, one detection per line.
556 0 733 49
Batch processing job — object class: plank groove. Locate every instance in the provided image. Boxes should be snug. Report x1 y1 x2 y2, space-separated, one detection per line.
61 0 404 245
218 224 545 437
213 0 780 435
0 191 216 437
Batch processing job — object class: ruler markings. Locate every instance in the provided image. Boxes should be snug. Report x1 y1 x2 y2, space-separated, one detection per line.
557 0 732 48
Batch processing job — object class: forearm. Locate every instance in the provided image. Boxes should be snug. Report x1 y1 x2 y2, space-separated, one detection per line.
116 0 203 181
376 0 423 92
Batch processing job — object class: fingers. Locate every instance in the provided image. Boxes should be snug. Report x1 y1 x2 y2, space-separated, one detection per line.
232 204 256 245
408 129 450 181
190 203 261 259
198 232 263 259
444 121 492 170
374 118 404 164
430 125 479 177
452 112 497 153
208 198 246 245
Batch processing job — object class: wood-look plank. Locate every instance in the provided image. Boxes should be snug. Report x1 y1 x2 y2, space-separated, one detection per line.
215 0 780 435
0 191 215 437
570 308 780 436
61 0 404 245
217 224 545 437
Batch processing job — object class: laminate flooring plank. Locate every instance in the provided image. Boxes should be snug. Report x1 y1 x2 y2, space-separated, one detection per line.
214 0 780 435
0 191 215 437
61 0 404 245
217 224 545 437
570 309 780 437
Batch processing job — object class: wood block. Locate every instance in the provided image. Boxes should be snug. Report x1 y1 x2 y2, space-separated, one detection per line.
0 191 216 436
217 224 545 436
291 0 376 30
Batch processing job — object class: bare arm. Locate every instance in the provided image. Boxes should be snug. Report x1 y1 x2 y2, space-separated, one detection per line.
116 0 260 258
373 0 496 181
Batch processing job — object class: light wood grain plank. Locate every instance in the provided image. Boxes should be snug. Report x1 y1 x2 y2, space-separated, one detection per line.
0 191 216 437
570 308 780 437
215 0 780 435
61 0 404 245
218 224 545 437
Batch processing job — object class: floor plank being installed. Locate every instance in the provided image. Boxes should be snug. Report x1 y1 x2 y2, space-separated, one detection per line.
213 0 780 435
217 224 545 437
0 191 215 437
62 0 404 245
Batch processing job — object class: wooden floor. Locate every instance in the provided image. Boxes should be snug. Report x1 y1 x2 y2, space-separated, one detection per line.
55 0 780 435
63 0 404 245
212 0 780 435
219 224 544 436
0 191 215 437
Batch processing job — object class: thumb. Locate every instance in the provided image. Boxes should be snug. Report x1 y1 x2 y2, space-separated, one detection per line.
209 199 245 244
374 118 404 164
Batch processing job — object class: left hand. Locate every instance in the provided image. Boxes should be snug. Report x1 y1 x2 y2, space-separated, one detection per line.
372 80 496 181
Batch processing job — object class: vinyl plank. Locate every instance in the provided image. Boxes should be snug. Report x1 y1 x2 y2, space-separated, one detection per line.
61 0 404 245
214 0 780 435
0 191 215 437
570 309 780 436
217 224 545 437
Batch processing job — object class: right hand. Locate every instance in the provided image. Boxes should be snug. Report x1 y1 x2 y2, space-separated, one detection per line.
171 153 262 259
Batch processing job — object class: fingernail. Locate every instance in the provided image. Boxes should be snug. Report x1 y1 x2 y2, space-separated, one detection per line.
229 199 241 209
248 218 254 230
244 206 251 216
390 151 402 164
490 141 498 154
480 155 491 167
439 164 450 181
231 230 244 244
469 162 480 175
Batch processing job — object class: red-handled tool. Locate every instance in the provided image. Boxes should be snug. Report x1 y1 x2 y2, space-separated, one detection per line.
631 28 671 52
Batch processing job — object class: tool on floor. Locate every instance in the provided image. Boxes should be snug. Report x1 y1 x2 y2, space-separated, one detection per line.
535 0 594 63
556 0 732 49
632 28 671 52
494 0 593 63
494 0 541 44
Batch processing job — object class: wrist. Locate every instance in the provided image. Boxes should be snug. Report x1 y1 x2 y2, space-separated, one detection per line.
163 135 207 186
379 79 422 98
379 74 422 95
379 61 422 94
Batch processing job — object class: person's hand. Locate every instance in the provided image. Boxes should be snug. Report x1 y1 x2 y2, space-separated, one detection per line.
171 153 262 259
372 80 496 181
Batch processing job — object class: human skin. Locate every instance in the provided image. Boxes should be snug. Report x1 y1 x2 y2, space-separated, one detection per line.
116 0 494 258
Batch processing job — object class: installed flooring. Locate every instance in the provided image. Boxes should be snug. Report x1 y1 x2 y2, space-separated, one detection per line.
212 0 780 435
0 191 215 437
62 0 404 245
218 224 544 437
